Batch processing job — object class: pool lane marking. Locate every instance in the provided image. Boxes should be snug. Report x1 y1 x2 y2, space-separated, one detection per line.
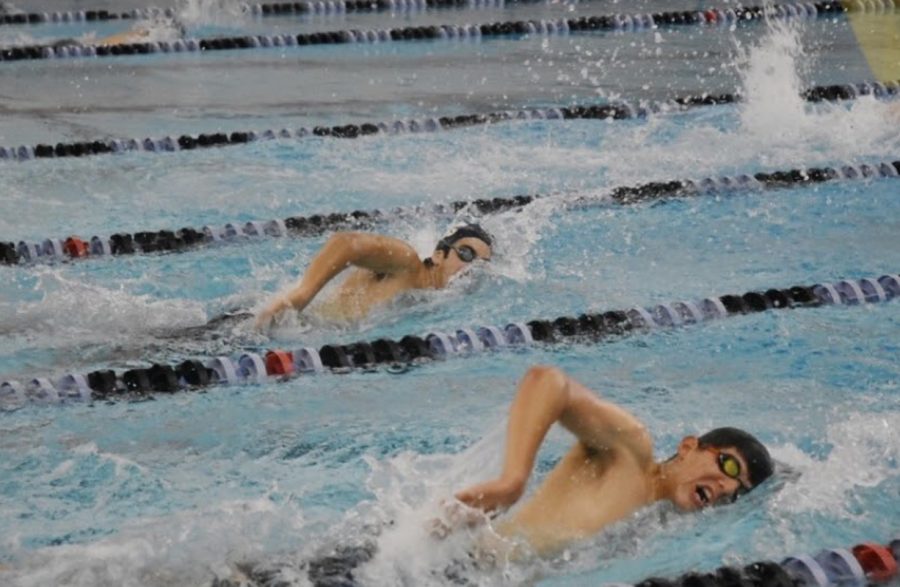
2 157 897 267
0 2 865 64
1 76 896 165
617 538 899 587
2 272 898 406
0 0 587 28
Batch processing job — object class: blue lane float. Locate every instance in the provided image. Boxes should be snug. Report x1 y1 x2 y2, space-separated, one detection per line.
2 273 898 407
2 76 896 165
604 538 899 586
0 2 868 64
2 156 897 267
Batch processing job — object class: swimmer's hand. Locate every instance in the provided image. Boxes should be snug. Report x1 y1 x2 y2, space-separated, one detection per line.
428 499 490 539
254 289 312 331
455 475 525 514
254 295 291 331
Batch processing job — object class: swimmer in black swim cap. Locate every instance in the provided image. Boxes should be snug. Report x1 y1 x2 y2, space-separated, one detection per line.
452 366 774 556
211 367 773 585
255 224 493 329
46 14 187 49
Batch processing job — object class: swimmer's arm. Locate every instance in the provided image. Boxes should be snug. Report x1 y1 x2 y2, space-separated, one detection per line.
455 366 651 512
557 374 652 462
96 29 149 47
255 232 421 328
456 365 568 512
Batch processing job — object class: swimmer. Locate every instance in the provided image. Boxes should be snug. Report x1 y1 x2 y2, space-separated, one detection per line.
254 224 493 330
48 15 186 49
453 365 774 558
216 364 774 587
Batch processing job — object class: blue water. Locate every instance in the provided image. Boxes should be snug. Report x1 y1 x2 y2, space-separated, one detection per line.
1 3 899 586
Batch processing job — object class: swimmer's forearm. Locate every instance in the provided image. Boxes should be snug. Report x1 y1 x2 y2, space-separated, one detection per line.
290 234 359 302
500 366 571 485
454 367 571 512
261 233 370 322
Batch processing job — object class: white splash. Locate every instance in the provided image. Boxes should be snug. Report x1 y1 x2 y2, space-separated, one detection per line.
2 495 304 587
351 426 508 585
0 268 206 339
175 0 248 27
767 411 900 517
737 17 809 138
599 17 900 186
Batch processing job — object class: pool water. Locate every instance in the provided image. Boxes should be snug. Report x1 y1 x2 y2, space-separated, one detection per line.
0 1 898 586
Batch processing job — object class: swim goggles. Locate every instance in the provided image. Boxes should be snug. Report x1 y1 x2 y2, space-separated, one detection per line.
713 449 751 502
452 244 478 263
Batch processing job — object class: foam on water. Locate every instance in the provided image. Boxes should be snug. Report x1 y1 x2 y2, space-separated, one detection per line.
769 411 900 517
3 495 306 587
0 268 206 341
597 19 900 187
177 0 249 28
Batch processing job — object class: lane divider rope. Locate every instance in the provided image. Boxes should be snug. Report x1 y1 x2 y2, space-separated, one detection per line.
0 2 869 64
602 537 899 587
2 157 897 267
2 272 897 406
0 7 173 26
248 0 570 16
0 0 593 27
1 77 895 164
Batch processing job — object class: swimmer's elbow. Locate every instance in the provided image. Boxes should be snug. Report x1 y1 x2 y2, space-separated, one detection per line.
321 232 362 262
325 231 354 248
523 365 565 384
522 365 569 398
325 231 372 255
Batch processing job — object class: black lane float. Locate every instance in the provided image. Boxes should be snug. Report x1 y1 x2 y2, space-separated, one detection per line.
2 76 895 164
2 157 897 267
0 2 859 65
606 537 899 587
1 273 897 406
0 0 612 27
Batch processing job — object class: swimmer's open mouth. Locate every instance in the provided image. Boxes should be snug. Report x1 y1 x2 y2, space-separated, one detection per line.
696 486 711 506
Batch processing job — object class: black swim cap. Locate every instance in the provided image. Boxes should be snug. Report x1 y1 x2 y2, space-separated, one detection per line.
436 223 493 254
699 427 774 489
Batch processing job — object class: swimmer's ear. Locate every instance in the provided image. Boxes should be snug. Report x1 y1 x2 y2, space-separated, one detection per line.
677 435 699 457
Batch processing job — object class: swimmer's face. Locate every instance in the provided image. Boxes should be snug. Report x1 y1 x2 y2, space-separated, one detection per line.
669 436 752 511
435 237 492 277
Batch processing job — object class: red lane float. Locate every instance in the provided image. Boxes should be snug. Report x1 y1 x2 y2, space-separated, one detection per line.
852 543 899 582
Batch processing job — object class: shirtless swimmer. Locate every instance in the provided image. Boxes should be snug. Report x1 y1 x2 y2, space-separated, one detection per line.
212 364 774 585
454 365 774 557
254 224 493 330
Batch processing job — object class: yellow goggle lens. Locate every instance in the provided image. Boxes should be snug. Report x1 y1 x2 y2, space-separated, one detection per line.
720 455 741 478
